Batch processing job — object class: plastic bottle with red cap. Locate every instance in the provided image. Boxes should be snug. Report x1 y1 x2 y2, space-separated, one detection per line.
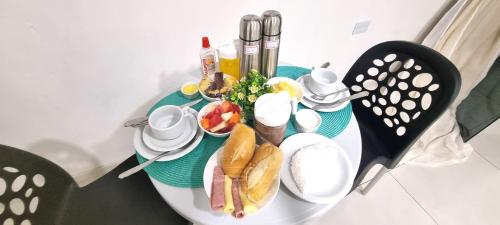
200 36 217 79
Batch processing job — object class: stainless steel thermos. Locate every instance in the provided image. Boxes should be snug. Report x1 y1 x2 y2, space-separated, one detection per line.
239 15 262 80
261 10 282 78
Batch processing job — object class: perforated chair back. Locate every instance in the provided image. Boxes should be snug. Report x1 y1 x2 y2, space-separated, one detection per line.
0 145 190 225
343 41 461 172
0 145 77 225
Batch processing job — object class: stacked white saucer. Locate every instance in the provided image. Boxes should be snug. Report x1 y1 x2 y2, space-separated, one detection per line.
297 68 351 112
134 106 204 161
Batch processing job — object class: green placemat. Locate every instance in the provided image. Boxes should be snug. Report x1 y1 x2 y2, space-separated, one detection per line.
136 66 352 188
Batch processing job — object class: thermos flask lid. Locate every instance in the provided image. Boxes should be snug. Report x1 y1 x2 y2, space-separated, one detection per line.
262 10 282 36
239 15 262 42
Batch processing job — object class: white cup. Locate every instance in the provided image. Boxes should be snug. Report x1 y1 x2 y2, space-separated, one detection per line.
308 68 339 96
148 105 190 140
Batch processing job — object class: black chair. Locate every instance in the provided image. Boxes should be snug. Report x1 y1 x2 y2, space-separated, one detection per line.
0 144 190 225
342 41 461 194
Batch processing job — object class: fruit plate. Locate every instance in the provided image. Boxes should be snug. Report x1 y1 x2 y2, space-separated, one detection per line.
203 146 280 214
197 101 241 138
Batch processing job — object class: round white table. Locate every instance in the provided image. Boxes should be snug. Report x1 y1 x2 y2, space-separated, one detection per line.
150 114 361 225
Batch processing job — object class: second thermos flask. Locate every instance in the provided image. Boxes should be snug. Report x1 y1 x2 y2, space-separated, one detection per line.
261 10 282 78
239 15 262 80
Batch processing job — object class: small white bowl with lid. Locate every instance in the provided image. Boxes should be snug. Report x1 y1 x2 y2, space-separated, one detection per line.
293 109 322 133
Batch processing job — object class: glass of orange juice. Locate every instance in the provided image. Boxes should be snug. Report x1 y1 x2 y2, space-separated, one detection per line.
218 43 240 80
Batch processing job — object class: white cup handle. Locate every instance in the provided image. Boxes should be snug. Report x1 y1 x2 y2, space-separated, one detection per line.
181 107 192 118
291 98 298 115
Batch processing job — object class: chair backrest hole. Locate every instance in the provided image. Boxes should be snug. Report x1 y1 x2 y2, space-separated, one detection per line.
11 175 26 192
25 188 33 198
378 98 387 106
380 86 388 95
396 126 406 136
385 106 397 116
351 85 362 92
3 167 19 173
378 72 388 81
0 177 6 196
409 91 420 98
390 91 401 104
363 79 378 91
398 82 408 90
362 99 371 107
367 67 379 76
3 218 14 225
384 118 393 127
373 59 384 66
421 93 432 110
412 73 433 88
29 196 39 213
9 198 25 215
389 61 402 72
403 58 414 69
428 84 439 91
397 71 410 79
20 219 32 225
373 106 382 116
412 111 421 120
32 174 46 188
402 100 416 110
400 112 410 123
355 74 364 82
384 53 397 62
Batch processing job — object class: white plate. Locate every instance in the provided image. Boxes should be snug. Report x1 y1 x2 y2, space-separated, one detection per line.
203 146 280 214
297 76 350 112
142 114 197 152
279 133 354 204
134 109 204 161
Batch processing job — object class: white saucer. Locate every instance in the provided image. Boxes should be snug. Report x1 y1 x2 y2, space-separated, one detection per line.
279 133 354 204
134 108 204 161
297 75 350 112
142 113 197 152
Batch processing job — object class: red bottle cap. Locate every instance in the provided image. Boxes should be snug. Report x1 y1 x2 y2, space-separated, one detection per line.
202 36 211 48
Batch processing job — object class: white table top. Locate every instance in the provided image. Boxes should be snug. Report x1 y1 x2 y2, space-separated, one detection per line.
150 114 362 225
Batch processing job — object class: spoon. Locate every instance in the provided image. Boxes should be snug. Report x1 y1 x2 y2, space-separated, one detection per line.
310 87 350 101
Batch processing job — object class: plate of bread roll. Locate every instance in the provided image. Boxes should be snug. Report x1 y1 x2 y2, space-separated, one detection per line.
203 123 283 218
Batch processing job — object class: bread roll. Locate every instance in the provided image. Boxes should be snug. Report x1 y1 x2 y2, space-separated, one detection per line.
222 124 256 178
241 143 283 203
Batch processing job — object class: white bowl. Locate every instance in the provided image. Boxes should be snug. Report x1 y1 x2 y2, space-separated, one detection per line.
203 146 280 214
199 89 222 102
266 77 304 101
197 101 241 138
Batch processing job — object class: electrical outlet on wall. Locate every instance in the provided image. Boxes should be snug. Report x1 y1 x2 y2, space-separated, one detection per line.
352 20 371 35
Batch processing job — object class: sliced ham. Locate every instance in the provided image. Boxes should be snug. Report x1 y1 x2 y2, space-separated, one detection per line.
231 178 245 218
211 166 225 210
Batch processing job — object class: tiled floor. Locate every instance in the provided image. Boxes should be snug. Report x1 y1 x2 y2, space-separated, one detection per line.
313 120 500 225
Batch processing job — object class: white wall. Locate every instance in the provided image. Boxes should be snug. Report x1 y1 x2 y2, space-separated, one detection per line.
0 0 448 183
